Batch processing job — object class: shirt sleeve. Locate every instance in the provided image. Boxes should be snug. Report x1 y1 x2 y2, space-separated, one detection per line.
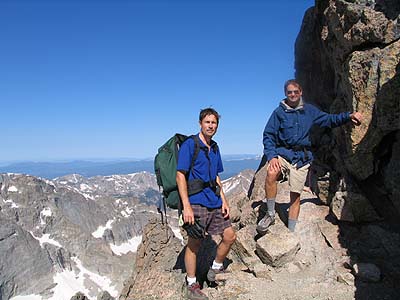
310 104 351 128
177 138 194 172
263 110 280 161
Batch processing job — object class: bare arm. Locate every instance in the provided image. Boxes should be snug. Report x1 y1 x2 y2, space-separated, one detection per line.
176 170 194 224
216 175 230 218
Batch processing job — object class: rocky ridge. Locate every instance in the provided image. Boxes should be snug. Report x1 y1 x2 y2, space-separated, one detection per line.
54 171 159 205
0 172 159 300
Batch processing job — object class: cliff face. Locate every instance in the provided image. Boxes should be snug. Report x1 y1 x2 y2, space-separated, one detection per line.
295 0 400 225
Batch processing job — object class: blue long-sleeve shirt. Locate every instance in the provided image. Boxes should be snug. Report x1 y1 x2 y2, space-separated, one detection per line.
263 100 351 167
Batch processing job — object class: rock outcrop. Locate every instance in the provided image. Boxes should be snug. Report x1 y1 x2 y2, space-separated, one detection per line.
294 0 400 298
295 0 400 225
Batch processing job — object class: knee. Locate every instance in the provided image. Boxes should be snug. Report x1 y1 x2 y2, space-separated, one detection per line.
187 238 202 252
290 192 301 204
223 231 236 245
266 169 279 183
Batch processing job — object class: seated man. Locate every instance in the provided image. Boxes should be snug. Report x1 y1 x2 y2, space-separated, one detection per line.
257 79 362 233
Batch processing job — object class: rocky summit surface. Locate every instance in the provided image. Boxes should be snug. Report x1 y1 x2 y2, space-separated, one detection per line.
121 162 400 300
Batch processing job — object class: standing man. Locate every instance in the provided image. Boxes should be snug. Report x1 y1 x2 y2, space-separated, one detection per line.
177 108 236 300
257 79 362 234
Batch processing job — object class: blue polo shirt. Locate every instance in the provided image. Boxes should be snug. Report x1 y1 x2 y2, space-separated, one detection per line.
177 134 224 208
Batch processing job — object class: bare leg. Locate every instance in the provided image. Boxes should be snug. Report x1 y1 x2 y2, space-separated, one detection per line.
185 237 202 278
265 167 280 199
288 192 301 220
256 166 281 234
214 226 236 263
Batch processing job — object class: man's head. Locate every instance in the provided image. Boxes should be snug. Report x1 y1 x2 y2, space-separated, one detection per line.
199 108 220 140
284 79 303 107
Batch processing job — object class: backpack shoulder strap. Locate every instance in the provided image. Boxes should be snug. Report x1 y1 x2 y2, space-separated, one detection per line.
211 140 219 153
190 135 201 172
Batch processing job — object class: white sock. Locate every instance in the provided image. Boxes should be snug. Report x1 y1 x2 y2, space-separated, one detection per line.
212 260 223 270
186 276 197 285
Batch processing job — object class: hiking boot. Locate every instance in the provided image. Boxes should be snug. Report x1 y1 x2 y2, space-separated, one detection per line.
256 214 275 234
207 266 226 282
182 282 208 300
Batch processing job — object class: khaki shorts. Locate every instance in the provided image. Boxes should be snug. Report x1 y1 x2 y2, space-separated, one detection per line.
272 156 310 194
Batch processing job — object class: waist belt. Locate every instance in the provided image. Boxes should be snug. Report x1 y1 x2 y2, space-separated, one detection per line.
187 178 221 197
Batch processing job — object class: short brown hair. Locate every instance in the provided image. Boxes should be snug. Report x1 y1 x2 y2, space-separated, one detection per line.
199 107 220 124
284 79 302 94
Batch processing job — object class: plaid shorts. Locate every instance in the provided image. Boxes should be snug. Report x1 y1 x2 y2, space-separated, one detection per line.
191 204 232 235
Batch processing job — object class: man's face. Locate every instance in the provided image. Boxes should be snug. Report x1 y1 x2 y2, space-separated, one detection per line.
285 83 302 106
199 114 218 139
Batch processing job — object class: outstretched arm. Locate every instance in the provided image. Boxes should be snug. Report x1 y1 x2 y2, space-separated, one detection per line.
311 104 362 128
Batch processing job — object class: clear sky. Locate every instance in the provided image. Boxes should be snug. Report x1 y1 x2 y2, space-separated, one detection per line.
0 0 314 162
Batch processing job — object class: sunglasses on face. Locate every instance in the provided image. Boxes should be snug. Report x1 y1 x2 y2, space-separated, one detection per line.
287 90 300 95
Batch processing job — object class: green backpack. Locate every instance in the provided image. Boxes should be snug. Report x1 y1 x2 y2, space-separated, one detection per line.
154 134 201 212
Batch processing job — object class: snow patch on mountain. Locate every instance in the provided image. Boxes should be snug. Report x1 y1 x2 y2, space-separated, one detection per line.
29 232 63 248
121 206 134 218
50 257 118 300
79 183 92 191
41 207 52 217
8 185 19 192
110 236 142 255
92 219 114 238
40 207 52 225
222 172 252 194
4 199 19 208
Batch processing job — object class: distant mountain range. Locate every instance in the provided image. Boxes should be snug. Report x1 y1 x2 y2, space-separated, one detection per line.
0 155 262 180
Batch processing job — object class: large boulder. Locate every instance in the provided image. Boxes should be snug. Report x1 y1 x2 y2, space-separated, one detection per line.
296 0 400 223
255 223 301 267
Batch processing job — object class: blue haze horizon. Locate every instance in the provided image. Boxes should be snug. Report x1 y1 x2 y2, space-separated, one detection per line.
0 156 262 180
0 0 314 161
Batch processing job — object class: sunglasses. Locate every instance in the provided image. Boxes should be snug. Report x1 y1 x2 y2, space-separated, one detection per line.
287 90 300 95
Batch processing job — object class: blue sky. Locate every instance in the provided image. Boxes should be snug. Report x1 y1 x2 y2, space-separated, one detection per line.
0 0 314 162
